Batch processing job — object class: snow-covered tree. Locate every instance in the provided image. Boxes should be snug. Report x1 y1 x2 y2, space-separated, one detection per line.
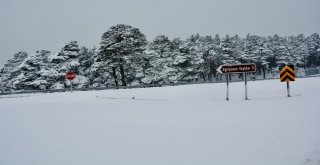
78 47 95 86
142 35 177 84
96 24 147 86
47 41 89 89
49 41 80 72
13 50 51 90
287 34 309 67
1 51 28 91
220 35 240 65
175 34 204 82
306 33 320 67
268 34 291 66
244 34 272 78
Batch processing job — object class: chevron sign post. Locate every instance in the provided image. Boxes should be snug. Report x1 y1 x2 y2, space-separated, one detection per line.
279 65 295 82
279 65 295 97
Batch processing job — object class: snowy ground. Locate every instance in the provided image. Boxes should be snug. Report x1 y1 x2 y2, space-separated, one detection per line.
1 77 320 165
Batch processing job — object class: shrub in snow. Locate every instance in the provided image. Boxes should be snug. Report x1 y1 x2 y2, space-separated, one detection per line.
66 75 89 88
50 82 65 90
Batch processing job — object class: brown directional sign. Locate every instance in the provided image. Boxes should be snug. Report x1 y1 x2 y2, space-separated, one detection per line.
217 64 256 74
279 65 295 82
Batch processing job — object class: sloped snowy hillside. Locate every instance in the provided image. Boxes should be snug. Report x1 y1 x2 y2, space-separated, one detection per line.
0 77 320 165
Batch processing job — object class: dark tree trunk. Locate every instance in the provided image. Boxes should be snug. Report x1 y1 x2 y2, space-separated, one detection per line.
201 73 206 82
208 72 212 82
112 67 119 87
119 64 127 86
239 73 244 80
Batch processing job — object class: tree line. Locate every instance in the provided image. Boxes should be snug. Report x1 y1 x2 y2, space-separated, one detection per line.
1 24 320 91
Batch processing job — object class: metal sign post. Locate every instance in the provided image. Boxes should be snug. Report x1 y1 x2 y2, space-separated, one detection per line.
244 73 248 100
279 65 295 98
65 71 76 93
70 80 73 93
226 74 229 101
217 64 256 101
286 81 290 97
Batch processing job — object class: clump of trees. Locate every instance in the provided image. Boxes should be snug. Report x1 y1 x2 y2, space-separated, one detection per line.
1 24 320 92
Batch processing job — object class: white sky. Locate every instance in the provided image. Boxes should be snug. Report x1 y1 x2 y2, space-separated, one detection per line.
1 0 320 67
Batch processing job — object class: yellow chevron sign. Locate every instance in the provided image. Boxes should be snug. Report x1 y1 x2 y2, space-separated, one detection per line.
279 65 295 82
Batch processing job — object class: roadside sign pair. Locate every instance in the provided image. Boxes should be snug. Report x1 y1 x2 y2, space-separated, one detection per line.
216 64 256 100
216 64 296 100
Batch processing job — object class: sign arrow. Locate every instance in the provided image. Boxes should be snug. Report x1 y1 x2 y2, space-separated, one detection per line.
217 65 223 74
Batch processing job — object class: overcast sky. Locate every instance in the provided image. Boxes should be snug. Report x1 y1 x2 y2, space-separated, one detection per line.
1 0 320 67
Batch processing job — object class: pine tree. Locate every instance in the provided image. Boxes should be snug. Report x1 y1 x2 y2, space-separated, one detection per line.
287 34 309 67
306 33 320 67
47 41 82 89
220 35 240 65
78 47 95 75
169 37 185 83
209 35 224 80
14 50 51 90
268 34 290 66
142 35 176 84
176 34 204 82
96 24 147 86
1 51 28 91
78 47 95 87
244 34 272 78
243 34 259 63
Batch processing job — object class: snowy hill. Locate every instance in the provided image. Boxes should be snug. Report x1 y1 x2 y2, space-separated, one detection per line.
1 77 320 165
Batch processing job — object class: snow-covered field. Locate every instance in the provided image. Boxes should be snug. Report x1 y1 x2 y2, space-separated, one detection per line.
1 77 320 165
